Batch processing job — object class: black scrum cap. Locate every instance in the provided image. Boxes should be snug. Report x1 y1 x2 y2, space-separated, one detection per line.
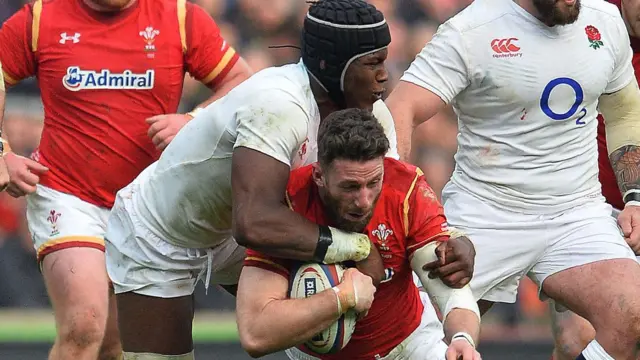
302 0 390 106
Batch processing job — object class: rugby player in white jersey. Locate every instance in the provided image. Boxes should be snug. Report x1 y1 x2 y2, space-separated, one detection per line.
387 0 640 359
103 1 476 359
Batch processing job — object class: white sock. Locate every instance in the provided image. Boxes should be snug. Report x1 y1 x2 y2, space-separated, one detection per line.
580 340 615 360
122 351 195 360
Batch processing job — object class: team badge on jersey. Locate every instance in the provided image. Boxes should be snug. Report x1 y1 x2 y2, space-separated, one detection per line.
140 26 160 58
62 66 155 92
585 25 604 50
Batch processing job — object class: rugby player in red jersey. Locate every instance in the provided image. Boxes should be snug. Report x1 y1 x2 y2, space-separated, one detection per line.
237 108 481 360
0 0 250 358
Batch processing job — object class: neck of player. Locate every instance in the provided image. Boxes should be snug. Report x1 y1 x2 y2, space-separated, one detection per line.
310 78 342 121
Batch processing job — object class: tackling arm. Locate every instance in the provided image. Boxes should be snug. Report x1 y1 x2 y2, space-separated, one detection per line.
236 266 345 358
232 148 370 262
231 93 371 263
386 83 445 161
411 241 481 345
600 81 640 198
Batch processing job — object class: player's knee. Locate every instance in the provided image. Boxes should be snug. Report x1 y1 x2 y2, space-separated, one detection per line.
553 328 592 359
98 338 122 360
58 306 108 349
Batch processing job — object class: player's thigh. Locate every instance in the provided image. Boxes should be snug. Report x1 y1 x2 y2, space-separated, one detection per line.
116 292 194 354
105 196 213 353
532 201 639 327
42 248 111 330
28 185 112 330
441 182 545 304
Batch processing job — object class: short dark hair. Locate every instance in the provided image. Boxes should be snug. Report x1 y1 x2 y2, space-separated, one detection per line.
317 108 390 167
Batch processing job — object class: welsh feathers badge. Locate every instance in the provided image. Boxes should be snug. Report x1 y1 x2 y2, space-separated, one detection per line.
585 25 604 50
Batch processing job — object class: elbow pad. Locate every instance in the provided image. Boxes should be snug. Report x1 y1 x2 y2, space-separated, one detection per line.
599 81 640 155
411 242 481 322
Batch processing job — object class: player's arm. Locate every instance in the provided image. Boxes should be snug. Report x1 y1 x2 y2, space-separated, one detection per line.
184 2 251 112
0 3 48 196
386 21 470 161
600 12 640 200
236 258 368 358
231 93 371 263
405 176 480 344
621 0 640 38
372 100 400 159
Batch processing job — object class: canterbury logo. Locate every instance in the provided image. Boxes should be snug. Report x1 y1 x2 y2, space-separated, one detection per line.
491 38 522 58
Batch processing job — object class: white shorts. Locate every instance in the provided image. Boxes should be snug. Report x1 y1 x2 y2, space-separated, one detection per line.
26 184 110 263
104 187 246 298
284 292 449 360
442 182 636 303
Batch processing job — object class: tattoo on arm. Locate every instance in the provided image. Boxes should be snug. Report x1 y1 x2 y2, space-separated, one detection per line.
610 145 640 194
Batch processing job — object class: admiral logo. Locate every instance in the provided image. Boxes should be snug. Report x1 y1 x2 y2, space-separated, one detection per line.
62 66 154 92
491 38 522 58
304 278 317 297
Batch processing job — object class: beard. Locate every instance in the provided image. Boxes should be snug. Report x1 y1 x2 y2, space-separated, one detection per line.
321 192 378 233
532 0 581 26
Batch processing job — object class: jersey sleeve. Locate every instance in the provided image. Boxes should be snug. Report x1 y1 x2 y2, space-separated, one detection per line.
234 91 309 167
405 175 450 257
244 249 291 279
184 2 239 87
0 4 37 87
400 21 470 104
372 100 399 160
605 12 635 93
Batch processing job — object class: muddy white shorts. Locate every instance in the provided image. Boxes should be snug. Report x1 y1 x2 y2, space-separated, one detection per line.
104 187 246 298
27 184 110 263
441 182 636 303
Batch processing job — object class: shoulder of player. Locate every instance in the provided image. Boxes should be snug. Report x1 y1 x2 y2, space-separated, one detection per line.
286 165 315 204
240 66 313 118
443 0 511 35
382 158 423 200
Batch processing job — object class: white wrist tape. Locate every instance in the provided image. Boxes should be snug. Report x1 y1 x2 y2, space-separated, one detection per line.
324 227 370 263
410 242 481 322
452 332 476 348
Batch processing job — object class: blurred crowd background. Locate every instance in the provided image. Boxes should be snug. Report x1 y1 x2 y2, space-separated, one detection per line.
0 0 549 337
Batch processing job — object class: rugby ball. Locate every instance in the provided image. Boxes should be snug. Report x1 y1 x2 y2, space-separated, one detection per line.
289 262 357 354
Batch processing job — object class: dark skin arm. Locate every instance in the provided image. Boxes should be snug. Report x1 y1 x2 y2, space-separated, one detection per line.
232 147 320 259
422 236 476 288
231 147 385 283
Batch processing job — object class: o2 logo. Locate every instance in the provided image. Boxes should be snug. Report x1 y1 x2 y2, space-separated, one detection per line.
540 77 587 125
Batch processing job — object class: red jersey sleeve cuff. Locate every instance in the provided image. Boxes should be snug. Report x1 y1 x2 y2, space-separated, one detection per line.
244 256 290 279
201 47 240 87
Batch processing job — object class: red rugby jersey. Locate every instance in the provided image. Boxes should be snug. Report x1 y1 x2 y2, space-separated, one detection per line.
244 158 450 360
597 0 640 210
0 0 239 208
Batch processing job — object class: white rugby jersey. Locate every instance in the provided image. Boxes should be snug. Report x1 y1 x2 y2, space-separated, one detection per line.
121 59 398 248
401 0 634 213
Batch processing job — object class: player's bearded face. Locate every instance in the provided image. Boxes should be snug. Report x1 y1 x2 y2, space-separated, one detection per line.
532 0 580 26
316 159 384 233
342 49 389 112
